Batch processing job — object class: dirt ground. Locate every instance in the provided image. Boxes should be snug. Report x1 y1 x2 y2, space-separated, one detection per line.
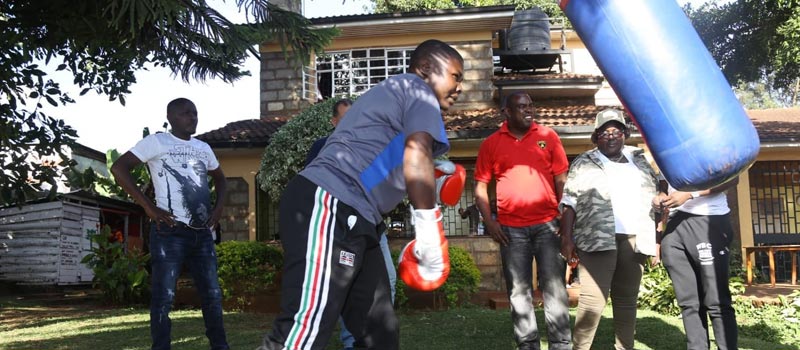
0 284 109 330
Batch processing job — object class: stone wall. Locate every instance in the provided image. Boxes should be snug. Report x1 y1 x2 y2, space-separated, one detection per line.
259 39 498 119
389 236 505 292
451 40 496 111
260 51 312 118
221 177 249 241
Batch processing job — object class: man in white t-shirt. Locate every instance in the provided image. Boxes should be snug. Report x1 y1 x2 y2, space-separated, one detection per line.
111 97 229 350
654 177 739 350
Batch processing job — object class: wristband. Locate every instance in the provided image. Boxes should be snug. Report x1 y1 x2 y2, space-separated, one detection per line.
690 191 701 199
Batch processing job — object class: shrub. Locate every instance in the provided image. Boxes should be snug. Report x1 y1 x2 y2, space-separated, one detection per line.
390 249 409 308
258 98 354 200
81 225 150 304
436 245 482 308
638 263 680 315
216 241 283 303
391 245 481 309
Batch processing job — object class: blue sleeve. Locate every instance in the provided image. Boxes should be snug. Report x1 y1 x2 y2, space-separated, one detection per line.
304 137 328 167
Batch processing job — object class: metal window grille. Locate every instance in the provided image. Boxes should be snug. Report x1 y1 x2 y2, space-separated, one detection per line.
301 66 317 101
254 166 479 240
749 161 800 241
748 160 800 282
255 174 279 241
315 47 414 99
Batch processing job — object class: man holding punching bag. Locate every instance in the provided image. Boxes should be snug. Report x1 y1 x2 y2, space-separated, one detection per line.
654 178 739 350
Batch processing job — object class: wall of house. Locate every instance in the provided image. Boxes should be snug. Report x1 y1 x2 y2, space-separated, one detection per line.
221 178 250 241
259 31 498 118
214 148 263 241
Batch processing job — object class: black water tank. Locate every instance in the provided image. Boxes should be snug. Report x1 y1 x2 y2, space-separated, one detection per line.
508 8 551 51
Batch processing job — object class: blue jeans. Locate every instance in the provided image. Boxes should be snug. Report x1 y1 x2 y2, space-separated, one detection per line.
340 232 396 349
149 223 229 350
500 220 571 350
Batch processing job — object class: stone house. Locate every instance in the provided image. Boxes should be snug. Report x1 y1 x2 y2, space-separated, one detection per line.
197 5 800 291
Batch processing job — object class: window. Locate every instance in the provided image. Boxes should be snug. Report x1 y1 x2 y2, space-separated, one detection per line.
316 47 414 99
749 161 800 238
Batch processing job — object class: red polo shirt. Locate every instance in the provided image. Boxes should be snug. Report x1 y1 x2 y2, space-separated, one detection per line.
474 121 569 227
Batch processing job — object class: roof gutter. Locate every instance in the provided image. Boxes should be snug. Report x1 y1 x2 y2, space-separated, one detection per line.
312 10 514 30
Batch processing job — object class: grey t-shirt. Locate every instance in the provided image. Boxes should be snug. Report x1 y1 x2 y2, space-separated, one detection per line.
301 74 450 224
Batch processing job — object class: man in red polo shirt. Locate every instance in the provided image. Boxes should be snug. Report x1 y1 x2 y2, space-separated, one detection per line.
474 91 571 350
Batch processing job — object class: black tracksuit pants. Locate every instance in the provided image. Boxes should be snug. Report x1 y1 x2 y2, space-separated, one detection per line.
661 211 738 350
261 176 398 350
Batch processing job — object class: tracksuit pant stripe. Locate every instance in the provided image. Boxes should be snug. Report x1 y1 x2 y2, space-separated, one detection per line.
286 188 336 349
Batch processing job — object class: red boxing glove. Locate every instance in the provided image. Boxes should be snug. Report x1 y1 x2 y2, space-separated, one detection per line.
434 160 466 207
398 206 450 291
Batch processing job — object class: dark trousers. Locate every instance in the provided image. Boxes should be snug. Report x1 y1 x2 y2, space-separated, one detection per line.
261 176 398 350
149 223 229 350
500 220 571 350
661 211 738 350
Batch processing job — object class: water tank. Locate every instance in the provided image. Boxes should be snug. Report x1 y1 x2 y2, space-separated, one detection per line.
508 8 551 51
496 7 558 70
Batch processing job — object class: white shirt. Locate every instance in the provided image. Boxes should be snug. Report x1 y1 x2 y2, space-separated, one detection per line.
130 132 220 226
601 151 651 235
668 184 731 216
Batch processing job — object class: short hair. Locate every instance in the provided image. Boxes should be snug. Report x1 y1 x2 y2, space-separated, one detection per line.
332 98 353 118
501 91 531 110
408 39 464 71
167 98 193 116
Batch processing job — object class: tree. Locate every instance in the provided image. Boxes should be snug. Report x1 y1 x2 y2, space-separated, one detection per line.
0 0 338 206
372 0 565 19
685 0 800 100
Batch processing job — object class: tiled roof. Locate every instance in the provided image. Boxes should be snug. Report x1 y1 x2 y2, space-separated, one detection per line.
196 118 286 147
747 107 800 143
197 107 799 148
444 105 607 132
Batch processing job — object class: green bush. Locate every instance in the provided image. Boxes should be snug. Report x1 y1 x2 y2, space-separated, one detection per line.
258 98 355 200
391 245 481 309
81 225 150 304
638 263 680 315
437 245 482 308
734 291 800 345
390 249 409 308
216 241 283 303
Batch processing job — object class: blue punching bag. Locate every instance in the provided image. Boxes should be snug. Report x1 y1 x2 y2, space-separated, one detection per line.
560 0 760 191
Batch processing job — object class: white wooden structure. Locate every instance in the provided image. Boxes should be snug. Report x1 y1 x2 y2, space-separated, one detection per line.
0 200 99 285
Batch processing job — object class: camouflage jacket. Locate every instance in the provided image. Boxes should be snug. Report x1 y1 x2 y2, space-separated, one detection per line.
559 146 659 255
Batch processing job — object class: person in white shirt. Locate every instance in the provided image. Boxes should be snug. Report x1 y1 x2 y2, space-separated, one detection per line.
654 177 739 350
111 97 229 350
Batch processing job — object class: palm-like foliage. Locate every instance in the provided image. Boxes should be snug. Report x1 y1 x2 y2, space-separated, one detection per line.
0 0 337 206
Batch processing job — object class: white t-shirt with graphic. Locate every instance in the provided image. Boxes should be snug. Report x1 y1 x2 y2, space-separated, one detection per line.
130 132 220 226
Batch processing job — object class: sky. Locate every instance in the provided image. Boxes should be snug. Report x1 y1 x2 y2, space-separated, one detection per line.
49 0 372 153
53 0 704 153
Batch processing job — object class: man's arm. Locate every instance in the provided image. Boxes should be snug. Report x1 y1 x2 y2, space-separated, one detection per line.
475 181 507 246
661 176 740 209
110 152 175 226
403 132 436 210
207 167 227 228
553 172 567 202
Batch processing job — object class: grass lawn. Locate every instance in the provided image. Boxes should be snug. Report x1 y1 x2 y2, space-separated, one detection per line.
1 295 797 350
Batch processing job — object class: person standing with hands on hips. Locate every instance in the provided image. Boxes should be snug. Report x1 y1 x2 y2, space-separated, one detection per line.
474 91 572 350
111 97 229 350
258 39 465 350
